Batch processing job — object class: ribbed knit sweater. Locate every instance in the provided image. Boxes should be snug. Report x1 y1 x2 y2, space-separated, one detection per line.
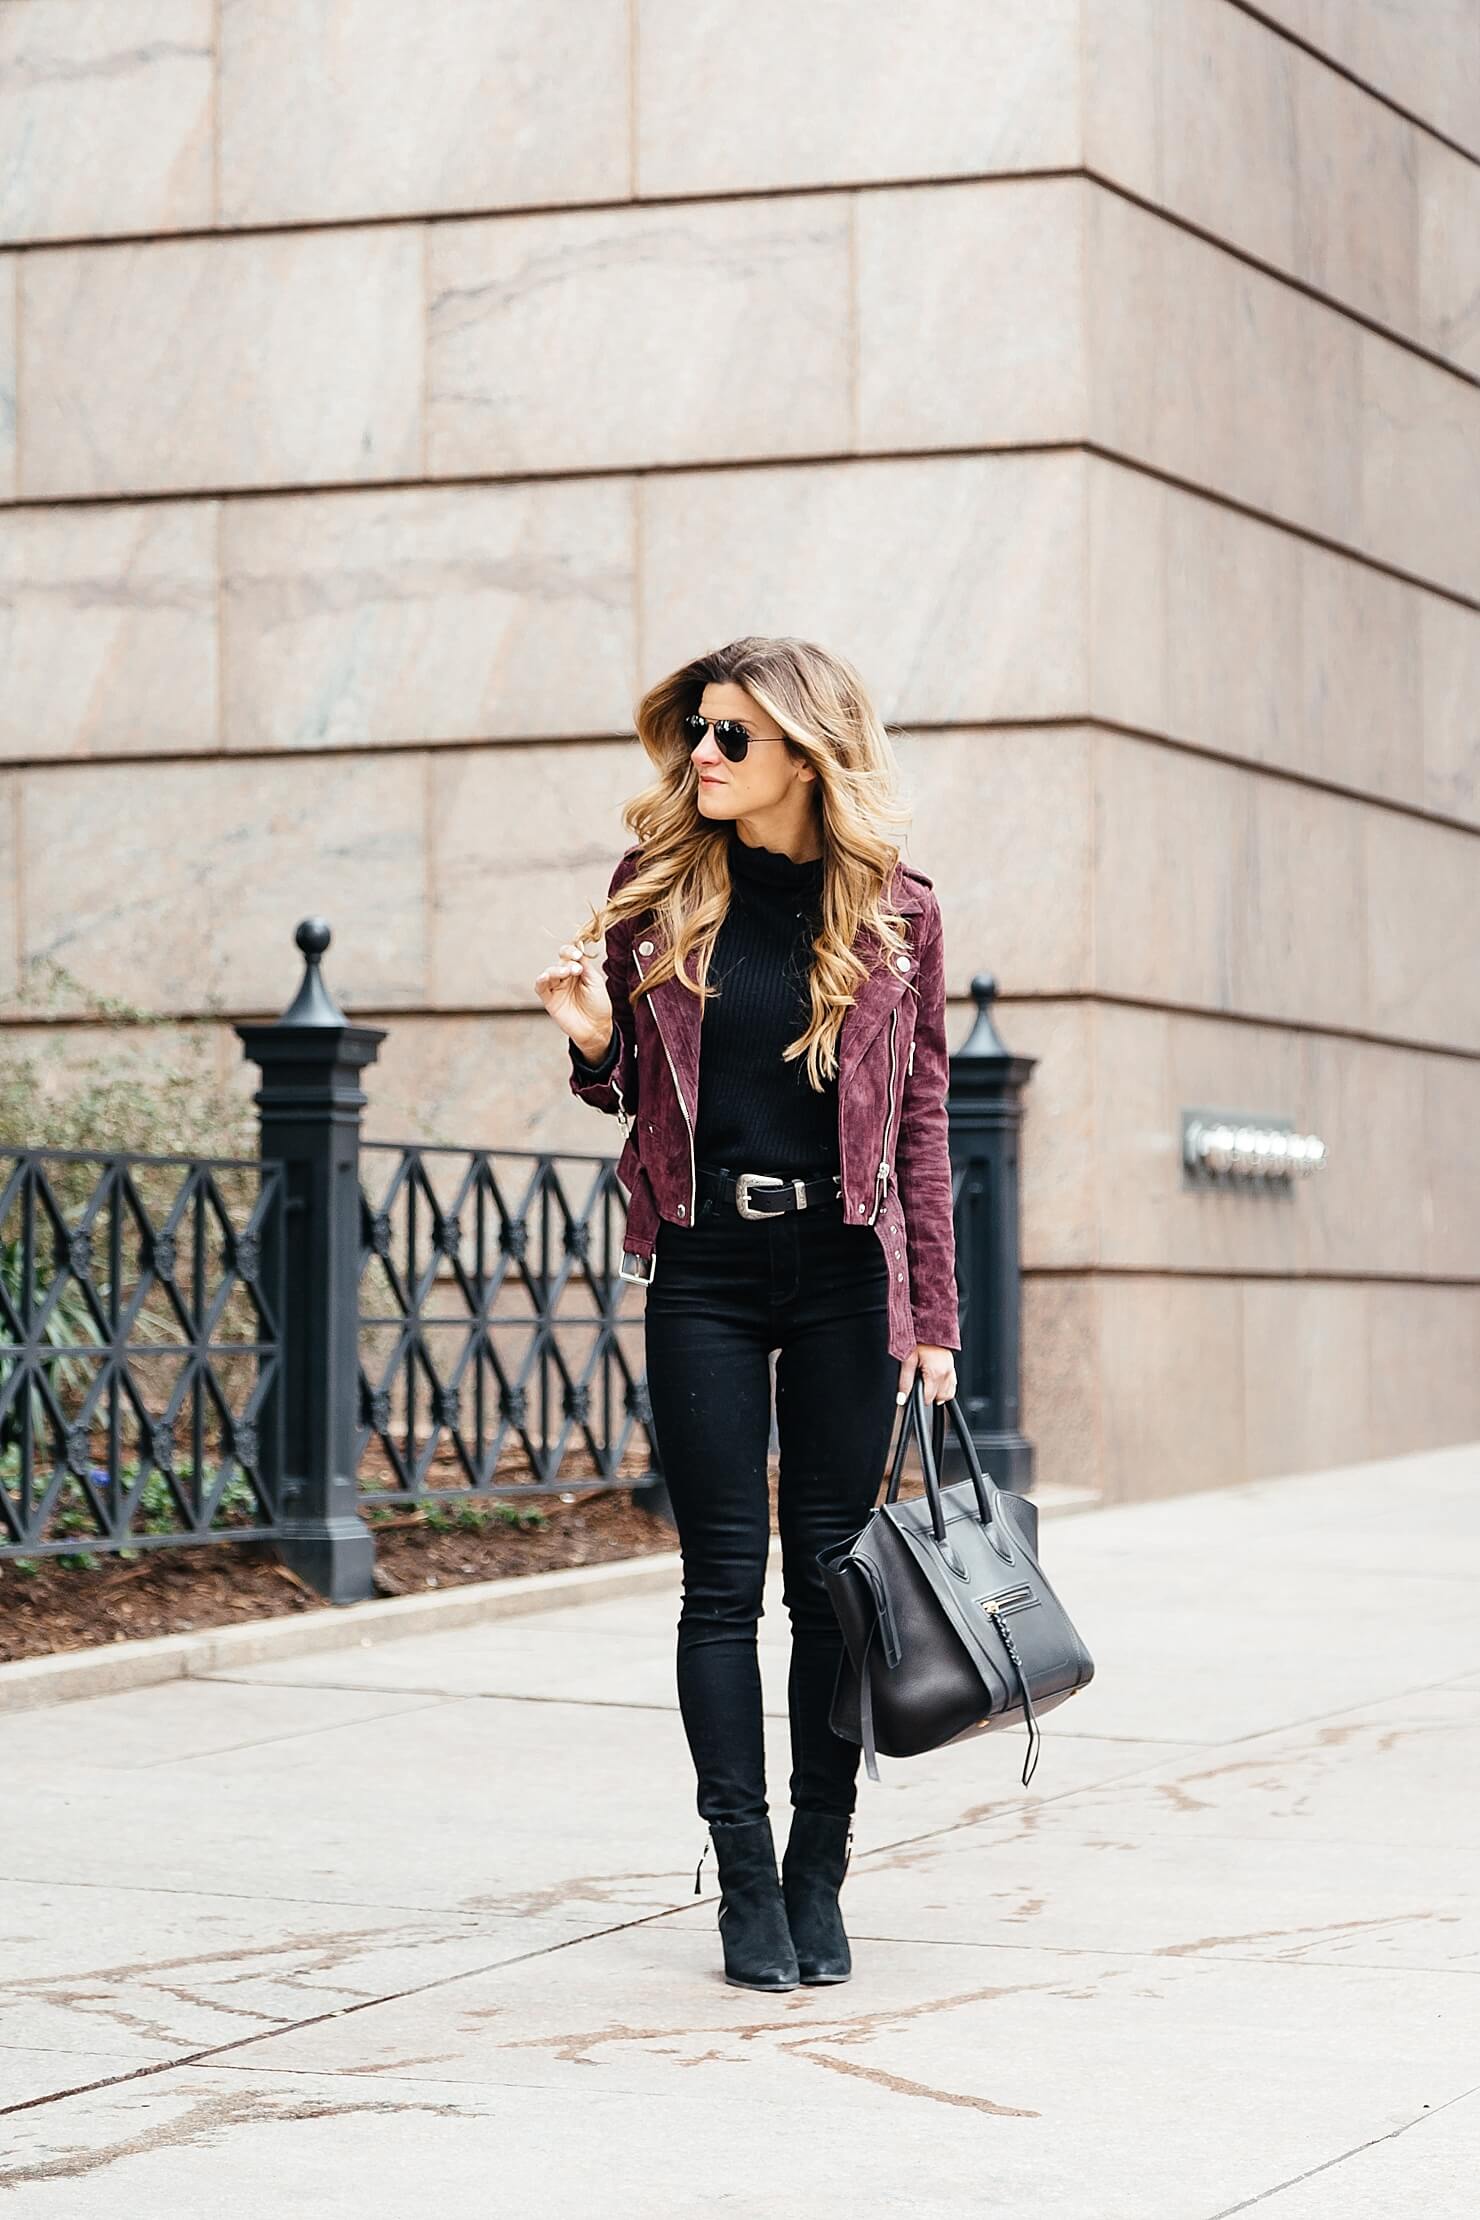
570 825 838 1178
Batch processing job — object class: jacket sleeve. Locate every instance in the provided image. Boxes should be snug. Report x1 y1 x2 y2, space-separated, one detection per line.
893 897 961 1352
566 857 640 1131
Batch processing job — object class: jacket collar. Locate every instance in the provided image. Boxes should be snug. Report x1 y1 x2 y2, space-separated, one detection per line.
632 866 927 1116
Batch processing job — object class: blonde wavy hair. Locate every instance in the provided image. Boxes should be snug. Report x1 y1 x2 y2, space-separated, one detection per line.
574 635 915 1091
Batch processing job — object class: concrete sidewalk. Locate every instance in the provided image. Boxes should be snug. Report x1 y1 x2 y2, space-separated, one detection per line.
2 1444 1477 2217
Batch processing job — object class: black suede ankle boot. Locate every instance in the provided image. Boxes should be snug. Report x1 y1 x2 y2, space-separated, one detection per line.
701 1817 800 1991
781 1808 855 1983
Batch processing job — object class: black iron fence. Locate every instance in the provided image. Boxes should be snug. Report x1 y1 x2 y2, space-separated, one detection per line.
0 922 1035 1600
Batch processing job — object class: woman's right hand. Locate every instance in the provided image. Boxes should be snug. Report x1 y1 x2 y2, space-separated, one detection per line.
535 937 614 1062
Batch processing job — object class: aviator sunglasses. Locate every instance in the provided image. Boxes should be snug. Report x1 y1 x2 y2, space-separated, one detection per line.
682 711 791 764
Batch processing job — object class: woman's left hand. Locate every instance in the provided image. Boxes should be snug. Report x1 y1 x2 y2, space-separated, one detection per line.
896 1342 957 1406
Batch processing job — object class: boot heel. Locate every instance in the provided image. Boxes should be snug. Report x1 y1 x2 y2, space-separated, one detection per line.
706 1817 799 1991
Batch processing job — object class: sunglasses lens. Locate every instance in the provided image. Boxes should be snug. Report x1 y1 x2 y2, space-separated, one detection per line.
715 722 749 761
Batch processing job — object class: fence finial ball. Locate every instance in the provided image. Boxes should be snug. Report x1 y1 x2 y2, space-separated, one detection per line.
296 918 332 963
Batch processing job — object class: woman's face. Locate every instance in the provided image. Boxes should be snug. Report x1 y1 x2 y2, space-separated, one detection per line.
689 681 815 821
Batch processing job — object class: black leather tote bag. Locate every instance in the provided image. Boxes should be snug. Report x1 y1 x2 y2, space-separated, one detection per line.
819 1378 1095 1786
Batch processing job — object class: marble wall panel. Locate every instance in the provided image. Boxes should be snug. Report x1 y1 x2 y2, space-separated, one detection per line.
1240 1279 1374 1479
1251 0 1480 158
997 998 1098 1270
855 180 1087 450
428 739 649 1007
1417 136 1480 376
19 227 423 500
1363 804 1480 1053
0 774 16 1001
0 503 219 762
639 452 1089 727
1019 1273 1101 1497
426 198 851 477
1096 1273 1248 1501
10 754 427 1018
0 252 13 500
0 0 214 245
636 0 1079 198
1420 594 1480 827
892 727 1095 1003
1085 0 1429 355
218 0 630 228
1366 1280 1480 1458
221 479 636 750
1087 187 1480 599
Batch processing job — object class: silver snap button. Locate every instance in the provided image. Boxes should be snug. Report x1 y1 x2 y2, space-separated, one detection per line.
637 939 654 955
895 954 910 971
677 1203 686 1216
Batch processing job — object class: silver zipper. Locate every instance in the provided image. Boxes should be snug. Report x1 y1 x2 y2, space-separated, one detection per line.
869 1003 900 1225
907 1038 915 1077
632 940 696 1223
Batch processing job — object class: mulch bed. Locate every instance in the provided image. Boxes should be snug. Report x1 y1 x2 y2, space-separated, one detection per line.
0 1481 681 1666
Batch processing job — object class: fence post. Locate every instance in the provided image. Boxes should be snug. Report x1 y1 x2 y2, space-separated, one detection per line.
945 974 1037 1493
236 920 385 1602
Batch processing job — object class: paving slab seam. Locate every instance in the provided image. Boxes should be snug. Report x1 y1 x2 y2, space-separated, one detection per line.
130 1692 459 1770
1201 2076 1480 2218
196 1674 694 1716
0 1895 700 2124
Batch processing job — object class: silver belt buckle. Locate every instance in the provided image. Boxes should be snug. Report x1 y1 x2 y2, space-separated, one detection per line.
617 1248 656 1285
734 1171 788 1220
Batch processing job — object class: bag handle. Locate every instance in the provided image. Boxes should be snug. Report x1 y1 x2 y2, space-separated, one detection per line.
886 1379 999 1537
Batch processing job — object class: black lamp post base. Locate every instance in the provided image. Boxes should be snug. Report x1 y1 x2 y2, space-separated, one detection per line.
274 1516 376 1606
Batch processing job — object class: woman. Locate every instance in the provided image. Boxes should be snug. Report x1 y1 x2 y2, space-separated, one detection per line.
535 635 960 1992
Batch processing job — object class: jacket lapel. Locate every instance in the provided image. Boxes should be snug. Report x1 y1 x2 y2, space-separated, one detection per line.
637 869 926 1111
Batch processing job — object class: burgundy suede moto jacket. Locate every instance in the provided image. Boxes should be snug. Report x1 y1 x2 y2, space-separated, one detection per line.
567 844 961 1364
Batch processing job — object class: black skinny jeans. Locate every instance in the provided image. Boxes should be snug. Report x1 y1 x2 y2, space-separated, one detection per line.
642 1172 902 1825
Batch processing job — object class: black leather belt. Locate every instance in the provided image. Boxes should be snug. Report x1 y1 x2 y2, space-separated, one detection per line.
697 1165 844 1220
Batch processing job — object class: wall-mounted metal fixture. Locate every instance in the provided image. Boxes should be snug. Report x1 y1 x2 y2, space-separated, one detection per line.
1182 1109 1327 1188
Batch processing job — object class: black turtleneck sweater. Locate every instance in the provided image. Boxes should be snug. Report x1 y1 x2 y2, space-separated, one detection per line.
570 826 838 1178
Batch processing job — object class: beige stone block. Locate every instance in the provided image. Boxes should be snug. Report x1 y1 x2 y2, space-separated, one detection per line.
427 197 851 477
0 773 16 1000
1088 458 1431 812
428 739 649 1007
219 0 629 228
1098 1275 1247 1503
1241 1280 1373 1479
1420 1047 1480 1282
1090 736 1245 1013
0 1 213 244
892 728 1094 1001
1358 327 1480 600
1089 192 1366 564
19 228 423 500
639 452 1089 727
1363 806 1480 1052
366 1012 623 1160
1366 1282 1480 1459
1418 137 1480 376
855 179 1087 451
12 755 427 1018
993 998 1096 1269
0 502 218 762
221 478 635 751
1295 1030 1428 1278
1231 773 1369 1030
0 252 13 499
1252 0 1480 159
1421 596 1480 826
1019 1272 1101 1498
636 0 1080 198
